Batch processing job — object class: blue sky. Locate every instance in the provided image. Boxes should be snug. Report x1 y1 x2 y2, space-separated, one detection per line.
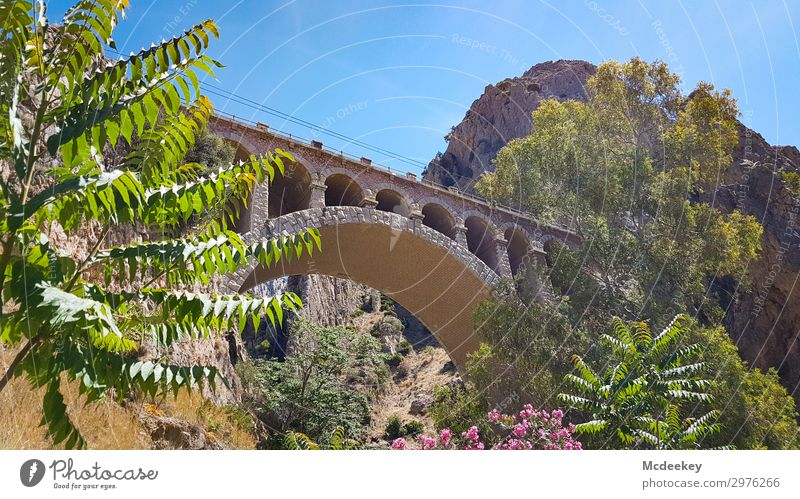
49 0 800 174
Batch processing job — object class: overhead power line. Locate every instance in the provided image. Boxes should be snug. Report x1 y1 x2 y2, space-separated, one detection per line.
105 47 431 171
201 83 430 171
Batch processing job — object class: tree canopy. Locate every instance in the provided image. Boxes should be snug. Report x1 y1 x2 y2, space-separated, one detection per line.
0 0 319 448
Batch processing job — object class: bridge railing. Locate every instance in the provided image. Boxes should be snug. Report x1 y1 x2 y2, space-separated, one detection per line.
211 110 574 232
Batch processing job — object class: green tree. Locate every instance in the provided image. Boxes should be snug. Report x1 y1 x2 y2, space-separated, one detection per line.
468 296 589 409
686 325 800 449
239 319 387 448
183 130 236 170
0 1 320 448
471 57 798 448
559 314 722 449
476 57 761 327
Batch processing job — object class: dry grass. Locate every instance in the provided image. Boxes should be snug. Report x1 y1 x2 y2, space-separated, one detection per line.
367 346 458 441
0 347 150 450
1 347 258 449
154 391 257 449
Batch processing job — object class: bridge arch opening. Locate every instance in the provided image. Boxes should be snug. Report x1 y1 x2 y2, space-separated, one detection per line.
375 189 411 217
505 227 531 276
325 173 363 207
268 160 312 218
465 216 498 272
232 207 498 368
222 140 259 232
422 203 456 239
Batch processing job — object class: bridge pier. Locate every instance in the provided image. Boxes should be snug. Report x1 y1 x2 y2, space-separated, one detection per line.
310 181 327 209
453 218 468 247
359 189 378 208
494 237 513 278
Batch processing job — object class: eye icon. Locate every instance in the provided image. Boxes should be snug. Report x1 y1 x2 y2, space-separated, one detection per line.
20 459 45 487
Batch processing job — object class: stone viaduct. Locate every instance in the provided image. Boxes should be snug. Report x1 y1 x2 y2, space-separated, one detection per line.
208 113 576 368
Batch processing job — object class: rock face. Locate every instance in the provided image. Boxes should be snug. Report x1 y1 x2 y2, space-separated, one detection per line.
423 60 595 190
289 275 370 327
709 127 800 400
140 414 221 450
423 59 800 403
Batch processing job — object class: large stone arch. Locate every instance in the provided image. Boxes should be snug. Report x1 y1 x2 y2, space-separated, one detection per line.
226 206 500 369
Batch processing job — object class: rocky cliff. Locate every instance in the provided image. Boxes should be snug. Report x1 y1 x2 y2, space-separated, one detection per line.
423 60 595 190
423 59 800 402
711 129 800 399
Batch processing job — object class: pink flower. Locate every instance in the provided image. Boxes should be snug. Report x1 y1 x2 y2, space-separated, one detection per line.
512 423 527 437
439 428 452 447
419 435 438 450
391 437 407 450
462 426 480 442
487 409 502 422
552 409 564 419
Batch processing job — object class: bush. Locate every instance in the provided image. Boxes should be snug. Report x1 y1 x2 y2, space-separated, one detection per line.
559 315 721 449
384 416 404 440
391 405 581 450
398 340 412 355
239 319 388 448
403 420 425 437
256 339 271 355
686 324 800 449
429 382 492 439
469 297 589 410
384 416 425 440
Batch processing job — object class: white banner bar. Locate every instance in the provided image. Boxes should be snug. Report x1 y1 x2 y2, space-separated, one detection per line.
2 450 799 498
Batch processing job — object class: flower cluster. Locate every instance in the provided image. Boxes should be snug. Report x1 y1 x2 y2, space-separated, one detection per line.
492 406 582 450
389 404 581 450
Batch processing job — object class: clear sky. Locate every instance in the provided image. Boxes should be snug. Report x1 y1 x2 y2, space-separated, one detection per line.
47 0 800 175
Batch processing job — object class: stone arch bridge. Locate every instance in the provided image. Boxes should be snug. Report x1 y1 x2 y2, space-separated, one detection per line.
209 113 576 368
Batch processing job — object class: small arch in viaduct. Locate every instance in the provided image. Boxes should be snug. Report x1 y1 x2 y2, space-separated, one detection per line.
324 173 363 207
464 214 499 273
268 158 313 218
375 188 412 217
504 226 532 276
421 202 456 239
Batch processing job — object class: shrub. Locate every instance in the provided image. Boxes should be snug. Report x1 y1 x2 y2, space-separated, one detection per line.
398 340 412 355
403 420 425 437
391 405 581 450
239 319 387 448
429 382 493 440
384 415 404 440
256 339 271 355
559 315 722 449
